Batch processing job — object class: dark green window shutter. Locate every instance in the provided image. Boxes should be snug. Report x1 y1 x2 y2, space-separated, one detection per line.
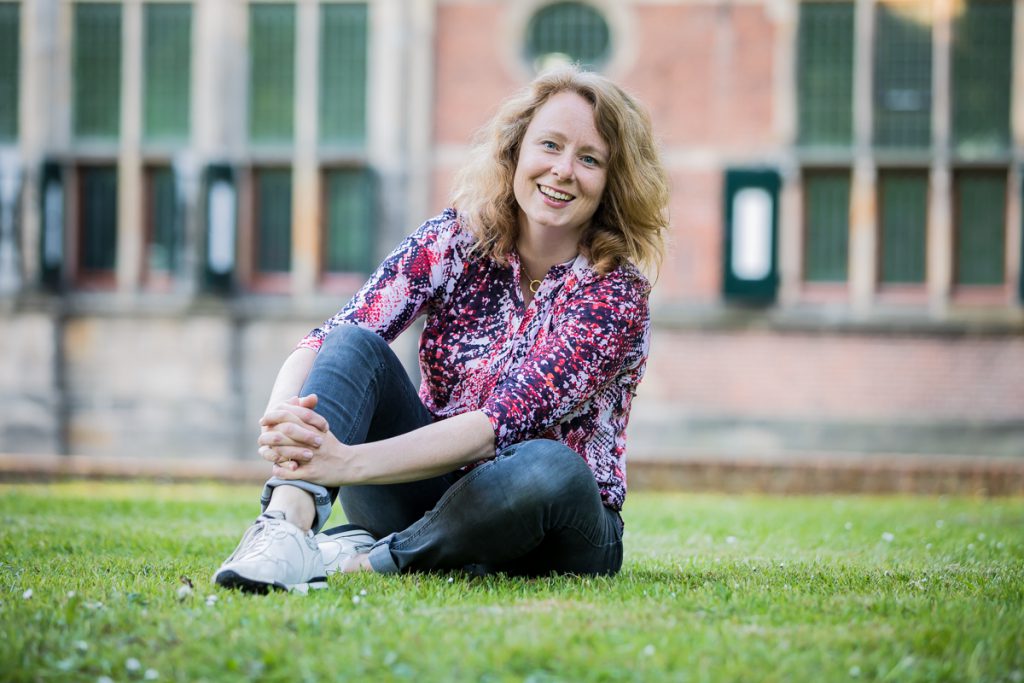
879 170 928 283
249 4 295 144
147 167 177 273
955 171 1005 285
324 168 373 274
804 171 850 282
74 3 122 141
144 3 192 142
874 2 932 149
79 166 118 272
525 2 611 70
320 3 367 146
797 2 854 147
952 0 1012 152
0 3 18 141
255 168 292 273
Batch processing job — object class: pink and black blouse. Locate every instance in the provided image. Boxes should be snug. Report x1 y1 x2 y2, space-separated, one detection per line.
298 209 651 511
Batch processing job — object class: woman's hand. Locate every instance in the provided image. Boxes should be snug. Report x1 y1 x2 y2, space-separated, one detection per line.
257 394 359 486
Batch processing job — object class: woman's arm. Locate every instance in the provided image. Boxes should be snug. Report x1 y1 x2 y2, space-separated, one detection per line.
259 407 495 486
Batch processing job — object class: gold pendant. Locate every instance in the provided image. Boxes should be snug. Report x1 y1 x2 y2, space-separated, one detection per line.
529 279 542 294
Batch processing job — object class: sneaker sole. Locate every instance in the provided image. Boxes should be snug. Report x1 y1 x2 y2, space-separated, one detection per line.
214 570 328 594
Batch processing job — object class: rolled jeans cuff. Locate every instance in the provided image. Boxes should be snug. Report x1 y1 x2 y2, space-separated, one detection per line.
367 534 401 574
260 478 334 533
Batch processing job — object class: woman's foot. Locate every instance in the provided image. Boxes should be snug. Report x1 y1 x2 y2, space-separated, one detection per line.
212 511 327 593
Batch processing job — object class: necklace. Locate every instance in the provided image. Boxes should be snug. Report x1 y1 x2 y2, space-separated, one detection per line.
520 263 543 294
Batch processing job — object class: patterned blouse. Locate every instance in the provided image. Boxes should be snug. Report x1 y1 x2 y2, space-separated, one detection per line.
298 209 651 511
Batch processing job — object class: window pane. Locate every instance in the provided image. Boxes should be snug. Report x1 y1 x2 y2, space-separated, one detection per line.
324 168 373 273
0 3 18 141
952 0 1012 152
148 167 177 273
798 2 854 146
255 168 292 273
525 2 610 70
320 3 367 146
879 170 928 283
955 171 1005 285
79 166 118 272
874 2 932 149
804 172 850 282
74 3 122 140
249 4 295 143
144 3 191 141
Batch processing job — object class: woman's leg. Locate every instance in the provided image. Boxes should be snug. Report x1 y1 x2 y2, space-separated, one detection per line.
365 439 624 577
260 324 444 534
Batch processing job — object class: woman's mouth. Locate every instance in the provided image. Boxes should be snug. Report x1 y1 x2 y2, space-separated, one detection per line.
538 185 575 204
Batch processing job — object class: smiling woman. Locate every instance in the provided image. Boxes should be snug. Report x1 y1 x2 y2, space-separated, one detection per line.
212 66 670 593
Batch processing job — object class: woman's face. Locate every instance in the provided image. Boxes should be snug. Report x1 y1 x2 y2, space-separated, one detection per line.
513 91 609 241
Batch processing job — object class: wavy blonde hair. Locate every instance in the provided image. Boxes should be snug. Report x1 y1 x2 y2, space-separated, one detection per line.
450 67 670 277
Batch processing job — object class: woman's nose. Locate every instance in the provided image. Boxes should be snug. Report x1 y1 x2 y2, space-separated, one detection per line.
551 154 574 180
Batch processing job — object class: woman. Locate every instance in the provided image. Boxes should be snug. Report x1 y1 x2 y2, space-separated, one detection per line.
213 66 669 592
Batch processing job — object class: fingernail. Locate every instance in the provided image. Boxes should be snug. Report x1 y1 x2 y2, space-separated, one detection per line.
303 450 312 459
314 437 323 446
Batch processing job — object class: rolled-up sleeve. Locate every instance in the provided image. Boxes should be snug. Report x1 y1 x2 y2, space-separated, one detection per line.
298 210 462 351
480 272 649 450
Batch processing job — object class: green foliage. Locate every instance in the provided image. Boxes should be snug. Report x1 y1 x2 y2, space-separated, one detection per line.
1 483 1021 682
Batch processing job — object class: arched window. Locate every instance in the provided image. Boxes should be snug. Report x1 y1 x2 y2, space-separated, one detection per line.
525 2 610 72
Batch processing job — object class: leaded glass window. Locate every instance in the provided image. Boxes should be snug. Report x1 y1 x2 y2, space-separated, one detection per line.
254 168 292 273
144 3 192 141
874 2 932 149
879 170 928 283
952 0 1013 152
249 4 295 144
320 3 367 146
323 168 373 274
79 166 118 273
0 3 18 141
74 3 122 140
147 167 177 274
797 2 854 147
525 2 610 71
955 171 1005 285
804 171 850 282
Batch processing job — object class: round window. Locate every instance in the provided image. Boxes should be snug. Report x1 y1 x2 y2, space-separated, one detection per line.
525 2 611 72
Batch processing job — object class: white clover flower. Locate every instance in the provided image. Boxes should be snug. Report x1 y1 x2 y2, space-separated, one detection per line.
352 595 362 604
74 640 89 652
881 532 895 543
844 522 853 531
144 668 160 680
22 589 32 600
642 645 655 657
359 589 367 596
935 520 944 528
849 665 861 677
176 585 193 601
98 677 114 683
126 658 141 672
205 595 218 607
725 536 737 545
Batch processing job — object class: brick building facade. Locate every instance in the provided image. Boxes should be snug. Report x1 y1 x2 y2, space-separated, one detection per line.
0 0 1022 466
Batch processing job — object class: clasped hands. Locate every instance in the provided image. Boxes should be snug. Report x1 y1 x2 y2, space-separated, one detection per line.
258 394 354 485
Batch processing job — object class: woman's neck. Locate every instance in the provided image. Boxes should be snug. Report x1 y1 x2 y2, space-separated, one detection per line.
516 227 581 276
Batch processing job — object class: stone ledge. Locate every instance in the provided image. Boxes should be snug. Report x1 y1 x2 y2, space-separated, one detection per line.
1 452 1022 496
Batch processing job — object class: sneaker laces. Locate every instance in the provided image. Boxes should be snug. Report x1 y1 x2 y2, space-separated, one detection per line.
229 517 277 562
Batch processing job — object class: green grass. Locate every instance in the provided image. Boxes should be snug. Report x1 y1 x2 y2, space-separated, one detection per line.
1 483 1022 682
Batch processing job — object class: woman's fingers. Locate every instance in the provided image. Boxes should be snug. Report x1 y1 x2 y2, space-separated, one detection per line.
259 404 329 433
259 445 313 464
258 422 324 448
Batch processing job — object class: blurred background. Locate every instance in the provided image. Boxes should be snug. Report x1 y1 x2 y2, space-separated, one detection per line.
0 0 1021 479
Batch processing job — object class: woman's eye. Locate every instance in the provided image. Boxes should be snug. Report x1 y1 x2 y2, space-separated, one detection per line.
542 140 558 150
581 155 598 166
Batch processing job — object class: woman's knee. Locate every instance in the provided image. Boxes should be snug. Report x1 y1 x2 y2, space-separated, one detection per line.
319 324 388 357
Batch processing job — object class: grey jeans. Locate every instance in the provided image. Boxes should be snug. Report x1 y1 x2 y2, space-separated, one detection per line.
260 324 623 576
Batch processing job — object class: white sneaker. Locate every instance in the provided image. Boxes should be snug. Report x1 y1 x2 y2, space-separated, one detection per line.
315 524 377 575
212 511 327 593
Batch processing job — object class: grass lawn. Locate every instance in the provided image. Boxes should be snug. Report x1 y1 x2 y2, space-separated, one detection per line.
0 482 1022 682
